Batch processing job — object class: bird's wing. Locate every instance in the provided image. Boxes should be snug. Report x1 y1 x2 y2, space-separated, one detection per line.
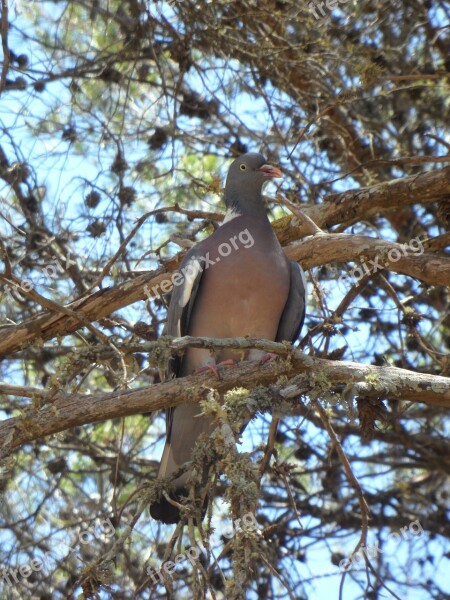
166 248 206 377
150 248 209 523
163 246 206 448
276 260 307 343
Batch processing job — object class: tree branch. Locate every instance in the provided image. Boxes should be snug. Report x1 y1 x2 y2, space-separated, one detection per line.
277 164 450 242
1 338 449 458
285 233 450 286
0 0 10 94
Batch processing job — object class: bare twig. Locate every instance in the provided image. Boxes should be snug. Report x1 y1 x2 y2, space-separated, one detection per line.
312 398 371 600
276 193 324 235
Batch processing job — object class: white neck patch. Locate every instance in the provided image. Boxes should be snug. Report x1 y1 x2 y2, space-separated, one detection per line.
221 209 242 225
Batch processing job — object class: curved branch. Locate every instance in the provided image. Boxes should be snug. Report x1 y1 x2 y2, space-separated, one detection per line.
285 233 450 286
276 164 450 242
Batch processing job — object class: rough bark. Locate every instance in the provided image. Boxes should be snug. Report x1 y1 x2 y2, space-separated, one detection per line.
1 337 448 459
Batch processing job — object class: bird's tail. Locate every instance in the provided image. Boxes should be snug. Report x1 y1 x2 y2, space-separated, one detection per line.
150 402 214 524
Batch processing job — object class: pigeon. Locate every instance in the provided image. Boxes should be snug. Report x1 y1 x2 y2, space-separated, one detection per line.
150 152 306 523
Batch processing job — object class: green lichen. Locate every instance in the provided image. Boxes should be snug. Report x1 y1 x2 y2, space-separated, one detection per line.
199 389 222 419
147 337 173 370
365 371 380 386
223 387 252 431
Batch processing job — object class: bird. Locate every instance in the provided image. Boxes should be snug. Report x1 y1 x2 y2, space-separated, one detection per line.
149 152 306 524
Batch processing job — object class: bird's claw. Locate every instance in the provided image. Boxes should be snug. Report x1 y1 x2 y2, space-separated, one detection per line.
193 359 236 379
259 352 279 365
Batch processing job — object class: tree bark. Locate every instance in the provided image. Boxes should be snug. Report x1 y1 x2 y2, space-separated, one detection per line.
1 337 448 458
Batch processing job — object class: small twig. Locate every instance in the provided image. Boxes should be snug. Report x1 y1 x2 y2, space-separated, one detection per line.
0 209 26 236
0 273 111 346
287 103 334 160
260 555 297 600
277 193 324 235
112 418 126 522
313 398 370 524
117 484 148 525
0 238 12 278
0 383 42 397
282 470 303 529
374 72 450 83
85 211 155 293
363 555 403 600
325 155 450 185
312 398 371 599
258 417 279 481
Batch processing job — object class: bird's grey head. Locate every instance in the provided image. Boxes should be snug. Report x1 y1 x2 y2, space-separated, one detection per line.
224 152 282 214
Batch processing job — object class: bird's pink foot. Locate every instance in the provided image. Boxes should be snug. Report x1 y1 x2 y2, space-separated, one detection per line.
194 364 219 377
259 352 279 365
193 359 236 378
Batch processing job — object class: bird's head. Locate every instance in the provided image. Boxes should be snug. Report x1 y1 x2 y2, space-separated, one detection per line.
224 153 282 212
227 152 282 186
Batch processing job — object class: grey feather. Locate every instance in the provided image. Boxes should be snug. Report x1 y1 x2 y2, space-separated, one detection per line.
276 261 306 343
166 249 206 376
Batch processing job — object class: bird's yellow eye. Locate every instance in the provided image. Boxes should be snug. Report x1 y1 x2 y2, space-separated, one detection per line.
239 163 247 171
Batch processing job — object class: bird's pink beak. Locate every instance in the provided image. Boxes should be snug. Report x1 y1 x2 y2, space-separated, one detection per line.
257 164 282 179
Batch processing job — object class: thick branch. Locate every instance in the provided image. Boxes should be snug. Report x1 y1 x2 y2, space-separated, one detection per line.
285 233 450 286
1 338 449 457
277 165 450 242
